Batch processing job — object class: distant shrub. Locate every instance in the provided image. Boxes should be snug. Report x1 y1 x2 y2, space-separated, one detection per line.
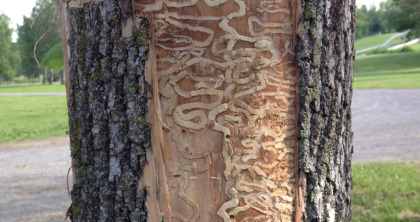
366 47 388 55
399 46 414 52
367 46 415 55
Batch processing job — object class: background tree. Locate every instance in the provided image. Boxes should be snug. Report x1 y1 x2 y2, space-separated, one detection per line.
17 16 40 81
0 14 19 84
63 0 354 221
364 4 396 35
394 0 420 38
379 0 403 33
356 5 370 38
356 0 413 38
17 0 61 83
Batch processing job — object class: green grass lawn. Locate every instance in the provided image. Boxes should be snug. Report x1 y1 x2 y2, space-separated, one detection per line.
0 96 68 144
352 162 420 222
409 42 420 52
354 52 420 89
0 83 66 93
355 33 398 51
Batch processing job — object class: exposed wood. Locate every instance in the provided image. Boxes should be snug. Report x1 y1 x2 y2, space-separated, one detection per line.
58 0 71 102
139 14 173 221
134 1 300 221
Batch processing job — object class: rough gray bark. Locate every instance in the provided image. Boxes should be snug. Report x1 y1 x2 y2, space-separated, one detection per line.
67 1 150 221
296 0 355 221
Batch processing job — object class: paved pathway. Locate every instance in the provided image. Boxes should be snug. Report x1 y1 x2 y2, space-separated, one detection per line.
352 89 420 163
380 31 409 48
356 31 409 55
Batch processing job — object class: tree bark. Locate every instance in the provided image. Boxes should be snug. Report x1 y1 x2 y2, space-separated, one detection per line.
66 1 150 221
296 1 355 221
50 68 54 84
61 70 65 85
43 68 47 85
63 0 354 221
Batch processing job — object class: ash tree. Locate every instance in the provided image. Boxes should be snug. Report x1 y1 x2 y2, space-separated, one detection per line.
62 0 355 221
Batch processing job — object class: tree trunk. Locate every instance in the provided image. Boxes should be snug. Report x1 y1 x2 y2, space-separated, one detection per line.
50 68 54 84
65 1 150 221
63 0 354 221
61 70 65 85
43 68 47 85
296 1 355 221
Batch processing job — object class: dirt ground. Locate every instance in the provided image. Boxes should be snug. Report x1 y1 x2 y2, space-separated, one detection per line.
0 89 419 221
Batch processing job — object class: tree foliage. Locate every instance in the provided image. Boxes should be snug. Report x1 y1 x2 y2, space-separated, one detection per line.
41 43 63 70
17 0 61 79
356 6 370 38
0 14 19 83
394 0 420 38
356 0 419 38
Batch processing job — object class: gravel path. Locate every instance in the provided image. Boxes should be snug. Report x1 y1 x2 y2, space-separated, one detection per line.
0 138 71 222
0 89 419 221
352 89 420 163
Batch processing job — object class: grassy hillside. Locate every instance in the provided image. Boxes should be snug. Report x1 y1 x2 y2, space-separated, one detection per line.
409 42 420 51
354 51 420 89
355 33 397 50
